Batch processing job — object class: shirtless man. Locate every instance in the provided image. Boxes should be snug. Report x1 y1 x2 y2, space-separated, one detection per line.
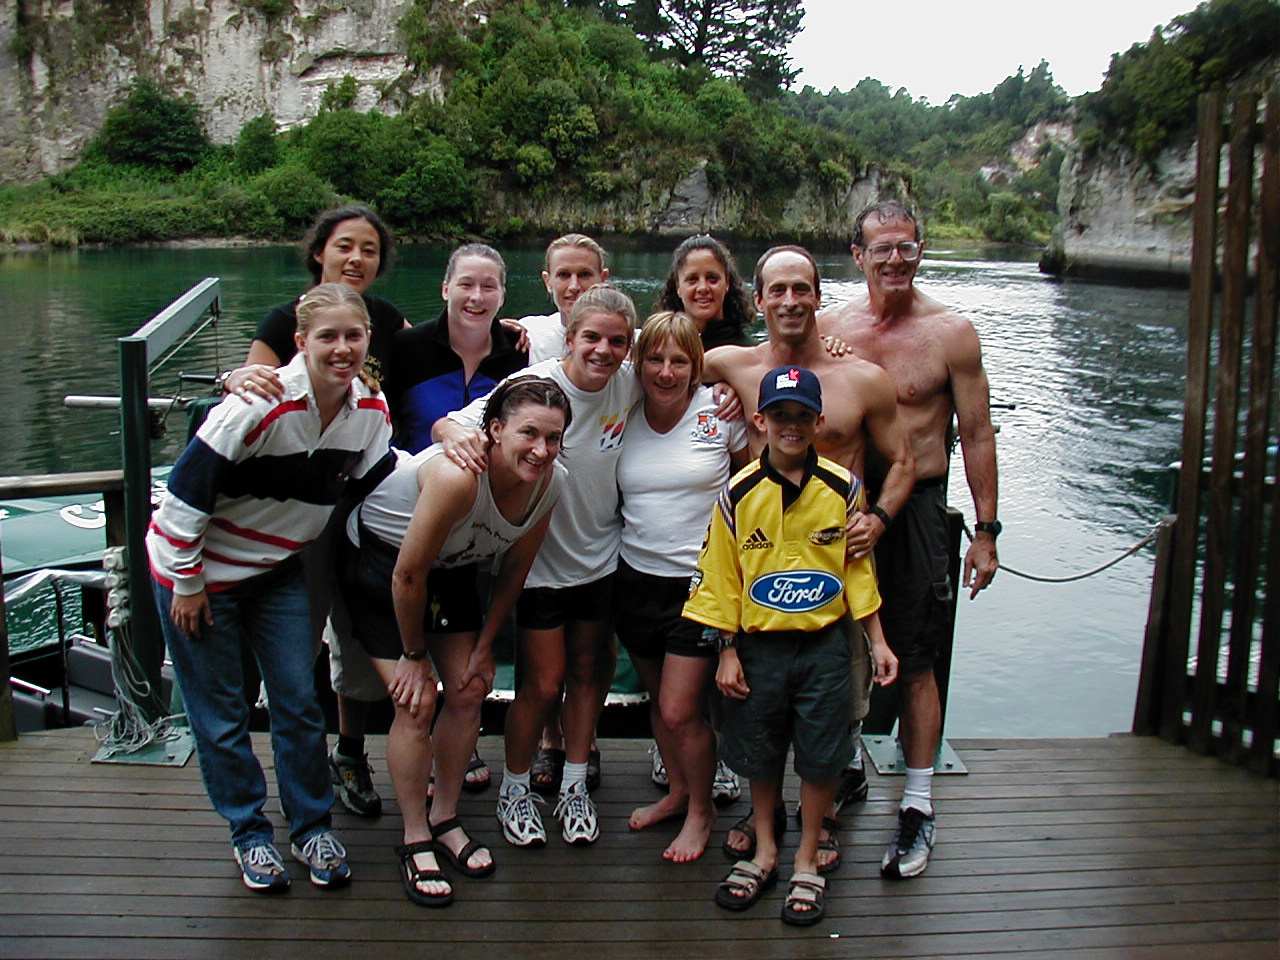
703 245 915 866
820 201 999 880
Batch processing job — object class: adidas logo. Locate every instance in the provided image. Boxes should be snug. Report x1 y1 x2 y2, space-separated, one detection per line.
742 527 773 550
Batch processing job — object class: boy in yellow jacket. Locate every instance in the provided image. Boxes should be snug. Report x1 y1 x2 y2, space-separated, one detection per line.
684 365 897 926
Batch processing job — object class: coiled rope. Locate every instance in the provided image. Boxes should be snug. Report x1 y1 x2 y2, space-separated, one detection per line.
961 517 1169 584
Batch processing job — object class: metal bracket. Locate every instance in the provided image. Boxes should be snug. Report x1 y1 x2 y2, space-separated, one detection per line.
864 735 968 774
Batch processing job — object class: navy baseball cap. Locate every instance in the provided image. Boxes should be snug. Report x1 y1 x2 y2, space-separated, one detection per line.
758 365 822 414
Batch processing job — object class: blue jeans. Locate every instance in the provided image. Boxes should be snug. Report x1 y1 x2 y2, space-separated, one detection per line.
153 560 333 851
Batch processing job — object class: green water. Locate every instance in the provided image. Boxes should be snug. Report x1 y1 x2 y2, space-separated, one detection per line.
0 240 1190 736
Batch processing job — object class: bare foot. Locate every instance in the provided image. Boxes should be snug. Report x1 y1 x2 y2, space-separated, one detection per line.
663 808 717 862
629 794 687 831
817 820 839 872
724 813 755 854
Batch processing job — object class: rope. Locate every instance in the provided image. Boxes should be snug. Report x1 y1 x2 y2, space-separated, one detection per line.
962 518 1168 584
92 615 188 759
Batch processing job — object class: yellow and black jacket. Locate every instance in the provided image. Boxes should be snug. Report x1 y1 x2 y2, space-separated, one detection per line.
683 446 880 634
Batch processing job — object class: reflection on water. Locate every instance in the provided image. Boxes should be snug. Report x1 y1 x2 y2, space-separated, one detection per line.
0 242 1190 737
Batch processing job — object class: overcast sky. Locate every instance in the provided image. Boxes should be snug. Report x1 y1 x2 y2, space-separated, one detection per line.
787 0 1203 103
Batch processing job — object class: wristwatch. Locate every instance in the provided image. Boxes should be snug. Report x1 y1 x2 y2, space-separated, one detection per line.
868 504 893 529
402 647 428 661
975 520 1003 539
717 632 739 652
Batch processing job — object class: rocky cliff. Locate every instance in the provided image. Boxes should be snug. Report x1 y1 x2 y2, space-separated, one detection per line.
1046 136 1198 283
0 0 430 182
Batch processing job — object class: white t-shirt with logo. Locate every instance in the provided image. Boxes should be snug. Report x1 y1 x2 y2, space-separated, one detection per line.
618 385 747 579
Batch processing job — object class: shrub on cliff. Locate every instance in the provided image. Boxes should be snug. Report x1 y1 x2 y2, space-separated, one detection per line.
236 113 279 175
92 78 209 172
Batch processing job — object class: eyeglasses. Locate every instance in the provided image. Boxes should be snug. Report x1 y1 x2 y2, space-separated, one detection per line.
864 241 922 263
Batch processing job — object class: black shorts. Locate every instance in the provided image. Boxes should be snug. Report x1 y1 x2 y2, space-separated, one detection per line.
516 572 616 631
871 479 953 670
614 558 716 661
338 528 482 660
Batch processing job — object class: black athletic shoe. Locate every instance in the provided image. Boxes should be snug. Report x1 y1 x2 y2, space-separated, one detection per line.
833 765 869 812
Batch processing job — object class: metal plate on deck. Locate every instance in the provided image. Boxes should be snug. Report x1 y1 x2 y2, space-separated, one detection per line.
92 727 194 766
864 735 967 774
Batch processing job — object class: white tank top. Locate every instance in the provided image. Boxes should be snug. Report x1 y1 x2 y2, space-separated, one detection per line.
348 444 564 568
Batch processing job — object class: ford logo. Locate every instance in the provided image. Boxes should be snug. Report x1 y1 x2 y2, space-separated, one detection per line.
748 571 842 613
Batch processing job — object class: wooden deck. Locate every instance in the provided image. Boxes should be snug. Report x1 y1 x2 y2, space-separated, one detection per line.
0 730 1275 960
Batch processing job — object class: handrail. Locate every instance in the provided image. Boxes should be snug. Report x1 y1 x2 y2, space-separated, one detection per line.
0 470 125 500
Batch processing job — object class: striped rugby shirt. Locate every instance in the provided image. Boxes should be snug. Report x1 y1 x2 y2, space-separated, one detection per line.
147 354 392 594
682 446 881 635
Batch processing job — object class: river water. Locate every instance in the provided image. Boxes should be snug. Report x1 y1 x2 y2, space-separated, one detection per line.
0 241 1188 737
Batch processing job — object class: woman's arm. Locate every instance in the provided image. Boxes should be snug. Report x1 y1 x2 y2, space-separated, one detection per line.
385 460 479 714
458 509 554 693
391 460 478 657
221 341 285 402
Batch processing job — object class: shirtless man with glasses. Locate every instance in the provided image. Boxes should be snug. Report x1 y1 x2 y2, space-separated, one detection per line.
819 201 1000 880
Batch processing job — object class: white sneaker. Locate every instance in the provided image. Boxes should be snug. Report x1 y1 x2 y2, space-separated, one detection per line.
496 785 546 848
649 742 668 787
712 759 741 805
553 781 599 845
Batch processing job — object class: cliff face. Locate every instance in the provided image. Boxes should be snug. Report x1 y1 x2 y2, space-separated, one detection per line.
0 0 429 182
485 159 902 242
1047 136 1197 283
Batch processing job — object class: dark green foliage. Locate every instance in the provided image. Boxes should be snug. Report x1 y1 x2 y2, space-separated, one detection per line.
787 62 1071 241
320 75 360 111
93 78 209 171
235 113 278 175
1078 0 1280 163
626 0 804 97
379 137 473 230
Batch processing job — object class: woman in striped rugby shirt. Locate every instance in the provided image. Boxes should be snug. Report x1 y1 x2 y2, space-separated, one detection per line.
146 283 393 895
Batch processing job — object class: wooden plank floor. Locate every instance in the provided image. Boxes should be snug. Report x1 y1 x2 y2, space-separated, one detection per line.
0 730 1275 960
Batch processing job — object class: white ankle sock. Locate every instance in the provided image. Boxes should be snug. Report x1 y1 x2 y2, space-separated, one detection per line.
501 767 530 796
902 766 934 816
561 760 587 793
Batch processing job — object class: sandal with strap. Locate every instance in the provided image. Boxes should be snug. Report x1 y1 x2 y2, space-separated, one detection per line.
462 749 491 793
781 872 826 926
721 804 788 859
530 747 565 796
395 840 454 908
818 816 842 875
715 859 778 911
430 817 496 878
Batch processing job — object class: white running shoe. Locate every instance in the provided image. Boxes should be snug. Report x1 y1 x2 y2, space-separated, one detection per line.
496 785 547 848
554 781 599 845
712 759 741 805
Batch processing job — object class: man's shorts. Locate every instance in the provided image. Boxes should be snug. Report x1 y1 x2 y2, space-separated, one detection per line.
516 572 616 631
872 479 953 670
614 558 716 661
719 618 855 784
846 616 872 724
339 528 483 661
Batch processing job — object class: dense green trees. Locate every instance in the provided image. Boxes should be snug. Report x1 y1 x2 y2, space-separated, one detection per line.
627 0 805 97
8 0 1272 247
1077 0 1280 163
787 60 1070 240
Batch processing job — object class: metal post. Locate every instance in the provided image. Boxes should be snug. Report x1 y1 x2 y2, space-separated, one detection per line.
118 336 165 722
0 528 15 741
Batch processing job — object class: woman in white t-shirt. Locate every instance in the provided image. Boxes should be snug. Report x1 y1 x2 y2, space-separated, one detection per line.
435 285 642 849
616 313 749 862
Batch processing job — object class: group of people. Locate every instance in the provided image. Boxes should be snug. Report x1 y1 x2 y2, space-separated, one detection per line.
146 200 1000 928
